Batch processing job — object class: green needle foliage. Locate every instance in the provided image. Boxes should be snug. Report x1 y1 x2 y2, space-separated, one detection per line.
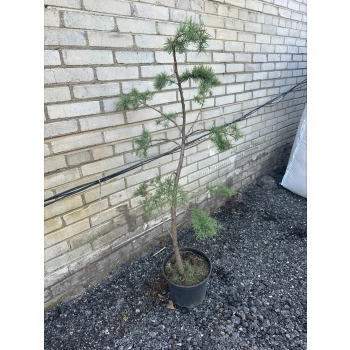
163 17 210 54
192 208 223 240
133 130 151 159
209 123 244 152
154 73 175 91
180 66 221 106
116 18 243 276
116 88 154 111
206 184 235 197
133 176 188 219
155 113 177 128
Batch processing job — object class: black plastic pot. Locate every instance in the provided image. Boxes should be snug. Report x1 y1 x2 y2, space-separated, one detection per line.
162 247 212 308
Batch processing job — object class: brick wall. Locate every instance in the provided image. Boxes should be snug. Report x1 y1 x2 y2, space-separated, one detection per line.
44 0 307 309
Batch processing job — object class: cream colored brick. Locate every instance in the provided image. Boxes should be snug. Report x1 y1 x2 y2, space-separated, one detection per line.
80 113 124 131
236 73 252 83
45 243 92 273
91 221 126 250
44 8 60 27
51 132 103 153
104 125 143 143
226 83 244 94
63 11 114 30
132 2 169 20
102 97 118 113
67 221 114 252
181 162 198 177
213 53 233 63
160 160 178 176
170 8 200 23
45 189 55 200
116 51 154 64
84 179 125 203
45 68 94 84
237 141 252 153
90 207 119 227
236 92 253 102
44 219 90 248
126 108 159 124
44 28 86 46
63 199 109 225
45 87 71 103
83 0 131 15
44 216 63 235
188 168 206 183
149 91 177 106
88 32 133 48
216 28 238 41
44 0 80 8
44 155 67 173
45 120 78 138
126 168 158 187
263 4 278 15
208 39 224 51
114 141 133 154
201 13 225 28
117 17 156 34
44 266 70 289
142 154 173 171
44 50 61 66
92 146 114 161
108 189 128 206
135 34 168 49
242 97 259 109
81 155 124 176
44 144 51 157
199 155 219 169
187 52 212 63
45 168 81 190
157 21 178 35
154 51 174 64
216 95 234 106
199 170 221 187
141 65 173 78
73 83 120 99
44 195 84 220
96 67 139 81
246 0 263 11
47 101 101 120
66 151 92 166
45 241 69 262
62 50 113 65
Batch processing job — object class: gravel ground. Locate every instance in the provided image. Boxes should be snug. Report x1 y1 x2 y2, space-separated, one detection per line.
44 167 307 350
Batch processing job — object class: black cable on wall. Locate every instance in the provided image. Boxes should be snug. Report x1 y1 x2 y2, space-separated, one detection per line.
44 79 306 207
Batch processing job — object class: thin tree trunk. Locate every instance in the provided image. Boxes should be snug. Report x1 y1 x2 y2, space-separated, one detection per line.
170 47 188 276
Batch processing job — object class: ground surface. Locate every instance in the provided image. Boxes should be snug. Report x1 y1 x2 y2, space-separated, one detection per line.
44 167 307 350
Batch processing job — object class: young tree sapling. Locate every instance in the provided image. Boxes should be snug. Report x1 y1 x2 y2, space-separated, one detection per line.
116 18 243 279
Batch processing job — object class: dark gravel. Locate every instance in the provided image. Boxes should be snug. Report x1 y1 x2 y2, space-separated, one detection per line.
44 167 307 350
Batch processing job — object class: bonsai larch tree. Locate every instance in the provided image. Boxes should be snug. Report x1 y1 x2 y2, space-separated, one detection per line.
116 18 243 277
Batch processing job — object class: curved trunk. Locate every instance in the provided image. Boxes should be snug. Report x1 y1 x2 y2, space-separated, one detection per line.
170 47 187 276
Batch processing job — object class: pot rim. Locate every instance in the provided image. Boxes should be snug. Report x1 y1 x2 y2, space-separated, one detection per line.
162 247 212 288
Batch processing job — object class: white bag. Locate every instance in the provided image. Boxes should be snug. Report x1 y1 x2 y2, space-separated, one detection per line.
281 105 307 198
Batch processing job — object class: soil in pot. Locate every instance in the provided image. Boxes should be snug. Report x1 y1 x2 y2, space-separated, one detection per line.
164 250 210 286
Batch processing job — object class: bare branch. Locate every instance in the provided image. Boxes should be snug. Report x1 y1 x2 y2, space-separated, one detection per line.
151 137 181 147
186 110 203 137
185 128 207 141
142 102 182 132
